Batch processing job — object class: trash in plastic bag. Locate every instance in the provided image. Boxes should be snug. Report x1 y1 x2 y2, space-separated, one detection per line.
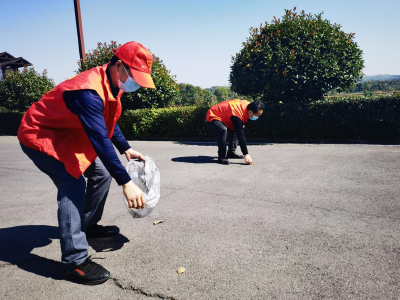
124 156 160 218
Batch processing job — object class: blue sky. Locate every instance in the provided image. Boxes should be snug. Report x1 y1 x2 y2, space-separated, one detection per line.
1 0 399 88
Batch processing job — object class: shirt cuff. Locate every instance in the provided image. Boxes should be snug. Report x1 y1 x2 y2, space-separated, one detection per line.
114 140 131 154
116 170 132 186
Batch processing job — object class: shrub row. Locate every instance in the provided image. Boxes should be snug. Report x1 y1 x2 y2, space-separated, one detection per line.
244 95 400 142
2 95 399 143
0 111 24 135
119 106 211 138
119 95 400 143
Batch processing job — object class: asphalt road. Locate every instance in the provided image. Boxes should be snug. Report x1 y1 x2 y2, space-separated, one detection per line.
0 136 399 299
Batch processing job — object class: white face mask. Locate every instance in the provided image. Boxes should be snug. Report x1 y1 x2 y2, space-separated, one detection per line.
118 65 141 92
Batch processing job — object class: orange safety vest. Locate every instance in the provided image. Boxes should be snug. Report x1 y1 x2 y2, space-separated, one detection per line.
18 64 123 178
206 99 250 131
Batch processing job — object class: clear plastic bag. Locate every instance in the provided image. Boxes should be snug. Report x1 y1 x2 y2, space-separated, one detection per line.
124 156 160 218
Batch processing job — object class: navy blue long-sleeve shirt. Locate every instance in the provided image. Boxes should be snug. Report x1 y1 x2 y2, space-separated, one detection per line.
230 116 248 155
63 89 132 185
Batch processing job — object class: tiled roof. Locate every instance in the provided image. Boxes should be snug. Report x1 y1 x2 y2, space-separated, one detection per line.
0 57 32 67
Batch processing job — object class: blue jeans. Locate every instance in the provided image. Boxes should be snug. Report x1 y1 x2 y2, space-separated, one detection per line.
20 143 112 270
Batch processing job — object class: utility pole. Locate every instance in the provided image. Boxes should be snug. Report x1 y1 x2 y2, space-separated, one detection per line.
73 0 85 61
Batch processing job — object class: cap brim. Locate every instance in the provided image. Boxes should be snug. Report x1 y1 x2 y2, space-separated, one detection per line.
130 68 156 89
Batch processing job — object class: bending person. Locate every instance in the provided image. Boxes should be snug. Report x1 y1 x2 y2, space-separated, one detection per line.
18 42 155 285
206 99 264 165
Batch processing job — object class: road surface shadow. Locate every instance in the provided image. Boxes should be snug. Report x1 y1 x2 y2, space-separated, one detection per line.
171 156 216 164
88 227 130 252
0 225 62 280
0 225 129 280
171 156 249 165
174 141 273 146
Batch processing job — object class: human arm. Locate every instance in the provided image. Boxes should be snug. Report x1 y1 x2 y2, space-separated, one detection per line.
111 123 131 154
111 123 145 162
230 116 252 164
111 125 145 207
63 90 145 208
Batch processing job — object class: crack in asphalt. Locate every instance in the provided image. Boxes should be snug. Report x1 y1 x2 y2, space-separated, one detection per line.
2 259 176 299
111 277 177 299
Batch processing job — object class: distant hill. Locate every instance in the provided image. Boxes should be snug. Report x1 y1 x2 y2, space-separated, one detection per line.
361 75 400 82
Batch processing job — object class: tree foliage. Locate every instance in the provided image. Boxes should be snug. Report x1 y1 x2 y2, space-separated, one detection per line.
0 67 54 112
214 87 230 102
205 86 250 103
77 41 119 74
214 86 242 102
77 41 179 110
177 83 216 106
230 8 364 103
348 79 400 93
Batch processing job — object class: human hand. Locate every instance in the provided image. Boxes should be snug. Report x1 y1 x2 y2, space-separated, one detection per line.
124 148 145 162
244 154 253 165
122 180 146 209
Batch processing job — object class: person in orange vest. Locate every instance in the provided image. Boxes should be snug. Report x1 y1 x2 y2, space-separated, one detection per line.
206 99 264 165
18 42 155 285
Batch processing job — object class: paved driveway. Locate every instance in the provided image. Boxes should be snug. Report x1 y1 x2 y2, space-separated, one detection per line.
0 136 399 299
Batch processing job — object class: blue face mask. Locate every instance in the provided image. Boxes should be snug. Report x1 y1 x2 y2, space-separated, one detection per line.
118 65 141 92
250 116 259 121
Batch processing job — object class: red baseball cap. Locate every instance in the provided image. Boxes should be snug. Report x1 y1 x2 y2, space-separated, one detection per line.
113 41 156 89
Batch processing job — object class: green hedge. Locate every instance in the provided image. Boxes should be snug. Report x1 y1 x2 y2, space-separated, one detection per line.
0 111 24 135
119 106 211 138
2 95 400 143
244 95 400 142
119 95 400 142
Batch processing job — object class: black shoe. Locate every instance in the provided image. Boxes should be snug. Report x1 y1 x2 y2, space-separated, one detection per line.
63 257 110 285
227 152 244 159
217 158 229 165
86 224 118 239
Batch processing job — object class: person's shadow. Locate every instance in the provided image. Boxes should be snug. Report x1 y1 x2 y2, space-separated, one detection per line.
171 156 216 164
87 226 129 253
171 156 247 165
0 225 129 280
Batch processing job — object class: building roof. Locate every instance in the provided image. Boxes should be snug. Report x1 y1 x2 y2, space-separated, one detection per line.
0 52 16 63
0 52 33 68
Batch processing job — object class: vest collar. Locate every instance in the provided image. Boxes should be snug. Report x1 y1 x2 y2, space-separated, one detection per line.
102 64 123 101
